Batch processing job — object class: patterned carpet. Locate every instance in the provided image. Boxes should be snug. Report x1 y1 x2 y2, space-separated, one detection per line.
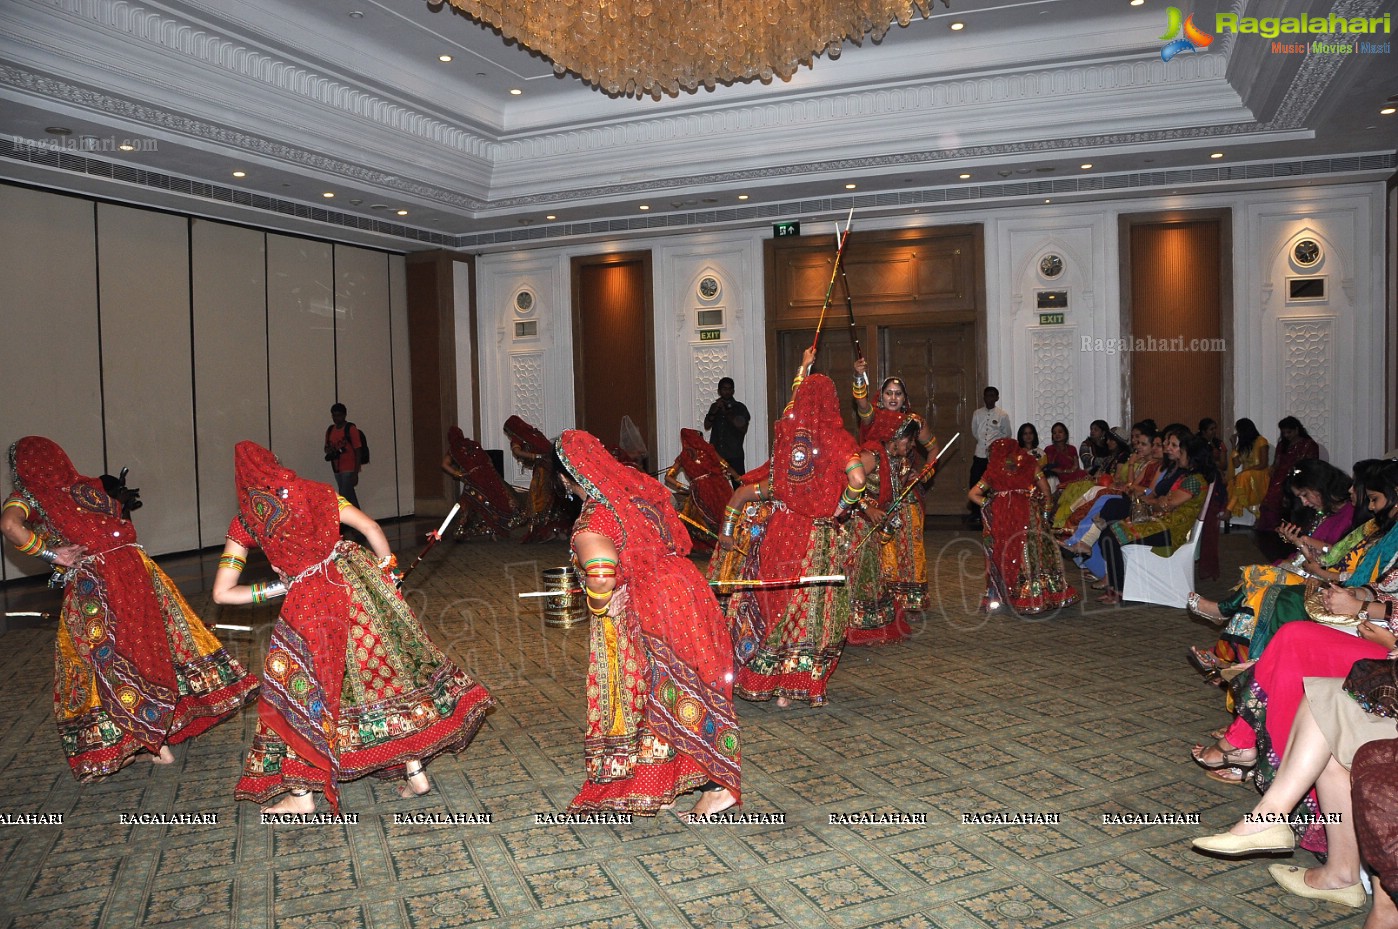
0 525 1369 929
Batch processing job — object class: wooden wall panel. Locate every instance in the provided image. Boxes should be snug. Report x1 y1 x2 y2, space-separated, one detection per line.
192 220 269 543
0 188 102 580
96 204 199 552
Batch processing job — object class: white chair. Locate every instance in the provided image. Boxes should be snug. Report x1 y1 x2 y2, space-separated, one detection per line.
1121 483 1215 608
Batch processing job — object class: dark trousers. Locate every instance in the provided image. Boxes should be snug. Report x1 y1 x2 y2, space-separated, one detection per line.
1101 528 1170 592
334 470 360 508
967 456 989 522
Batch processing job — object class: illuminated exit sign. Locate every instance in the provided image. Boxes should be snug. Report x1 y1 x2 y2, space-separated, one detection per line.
773 221 801 237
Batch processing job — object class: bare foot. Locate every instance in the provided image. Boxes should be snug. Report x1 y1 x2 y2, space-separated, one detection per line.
261 790 316 814
1367 876 1398 929
775 697 791 708
398 761 430 799
689 788 738 818
149 745 175 765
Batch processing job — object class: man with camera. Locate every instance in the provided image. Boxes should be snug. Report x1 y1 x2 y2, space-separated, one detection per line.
704 377 750 479
324 402 365 507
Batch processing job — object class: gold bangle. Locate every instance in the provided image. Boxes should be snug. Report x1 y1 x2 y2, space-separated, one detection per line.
587 602 609 616
585 587 612 600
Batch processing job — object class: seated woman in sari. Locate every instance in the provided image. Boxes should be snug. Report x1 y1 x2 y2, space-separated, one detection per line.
214 442 494 812
851 357 937 616
1042 422 1089 490
1256 416 1322 560
555 430 740 818
1227 418 1271 525
2 437 257 780
663 428 736 554
504 415 572 543
441 426 520 540
1093 424 1216 604
1053 425 1138 530
1057 423 1158 540
1188 459 1385 665
969 438 1079 615
1192 656 1398 914
722 347 866 707
847 415 921 644
1191 563 1398 808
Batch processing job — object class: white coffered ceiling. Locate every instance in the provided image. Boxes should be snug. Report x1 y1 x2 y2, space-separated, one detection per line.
0 0 1393 251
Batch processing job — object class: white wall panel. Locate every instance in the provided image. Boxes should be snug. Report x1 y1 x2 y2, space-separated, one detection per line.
192 220 269 543
96 204 199 553
266 235 336 487
0 188 103 580
334 245 396 518
389 254 413 516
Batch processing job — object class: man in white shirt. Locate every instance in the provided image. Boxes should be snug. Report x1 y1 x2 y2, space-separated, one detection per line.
967 386 1011 527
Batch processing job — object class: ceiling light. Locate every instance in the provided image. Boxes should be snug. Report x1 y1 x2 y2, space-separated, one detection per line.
639 204 650 211
232 170 246 178
737 194 749 200
396 209 408 216
322 192 335 198
1044 199 1052 203
949 21 965 30
1130 0 1144 5
845 183 857 190
546 214 556 220
1080 163 1093 169
44 126 71 135
348 10 364 18
349 199 363 205
509 88 523 95
958 173 971 179
1381 106 1396 115
1210 152 1224 159
118 143 135 151
438 54 453 62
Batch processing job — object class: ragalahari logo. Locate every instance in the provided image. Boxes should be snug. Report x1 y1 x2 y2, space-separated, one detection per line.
1160 7 1214 60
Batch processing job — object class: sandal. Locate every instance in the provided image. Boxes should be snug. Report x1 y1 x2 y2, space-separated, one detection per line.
1187 646 1223 676
1204 765 1254 786
1186 593 1225 626
1191 742 1257 772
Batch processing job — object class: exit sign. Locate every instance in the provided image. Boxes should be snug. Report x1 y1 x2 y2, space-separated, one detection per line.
773 221 801 237
698 329 722 341
1038 312 1065 326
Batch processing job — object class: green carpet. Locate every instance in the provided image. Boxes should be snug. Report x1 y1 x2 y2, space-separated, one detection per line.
0 528 1368 928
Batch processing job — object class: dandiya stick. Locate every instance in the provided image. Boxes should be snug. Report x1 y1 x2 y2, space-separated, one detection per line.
810 208 855 356
213 624 254 632
400 503 461 582
837 225 863 361
710 574 846 587
846 433 961 562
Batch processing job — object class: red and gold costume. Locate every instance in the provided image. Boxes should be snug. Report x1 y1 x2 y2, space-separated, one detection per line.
557 430 739 813
229 442 493 811
665 428 733 553
848 406 927 645
504 415 571 543
977 438 1080 615
6 437 256 781
446 426 519 538
729 373 860 705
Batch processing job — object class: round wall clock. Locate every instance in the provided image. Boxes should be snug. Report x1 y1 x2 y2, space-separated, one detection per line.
1039 254 1064 279
698 276 720 300
514 289 534 313
1292 239 1321 267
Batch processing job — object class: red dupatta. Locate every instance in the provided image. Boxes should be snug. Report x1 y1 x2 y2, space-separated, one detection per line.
503 415 551 456
676 428 732 525
448 426 515 523
981 437 1040 589
771 374 858 519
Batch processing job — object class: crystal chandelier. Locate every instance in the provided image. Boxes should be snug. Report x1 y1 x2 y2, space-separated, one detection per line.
430 0 942 99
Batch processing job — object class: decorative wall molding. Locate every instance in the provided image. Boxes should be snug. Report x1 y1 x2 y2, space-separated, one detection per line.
1280 317 1333 450
1030 328 1077 430
509 351 545 431
692 344 731 435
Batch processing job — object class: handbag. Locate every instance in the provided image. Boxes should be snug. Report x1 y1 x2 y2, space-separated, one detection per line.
1303 583 1361 627
1343 658 1398 719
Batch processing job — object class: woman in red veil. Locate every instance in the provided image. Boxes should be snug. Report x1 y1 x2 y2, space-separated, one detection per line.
213 442 494 813
504 415 572 543
441 426 519 539
2 437 257 779
556 430 740 817
664 428 737 553
721 347 867 707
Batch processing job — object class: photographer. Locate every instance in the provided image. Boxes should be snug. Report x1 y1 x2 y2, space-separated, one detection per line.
324 402 365 507
703 377 750 478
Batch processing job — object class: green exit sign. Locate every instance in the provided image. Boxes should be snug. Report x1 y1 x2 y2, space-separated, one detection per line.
1038 312 1065 326
773 221 801 237
698 329 722 341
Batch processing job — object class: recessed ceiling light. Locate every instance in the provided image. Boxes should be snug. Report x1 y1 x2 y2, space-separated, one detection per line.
639 204 650 211
1044 198 1052 203
1381 106 1396 115
396 209 408 216
438 54 453 62
322 192 335 198
349 198 363 205
1080 163 1093 169
118 143 135 151
949 21 965 30
232 170 246 178
45 126 71 135
1130 0 1144 6
845 183 857 190
509 88 523 95
546 214 556 220
348 10 364 18
737 194 749 200
1210 152 1224 159
958 173 971 179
